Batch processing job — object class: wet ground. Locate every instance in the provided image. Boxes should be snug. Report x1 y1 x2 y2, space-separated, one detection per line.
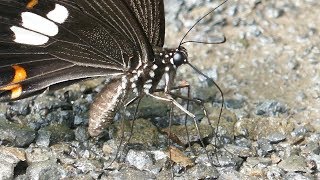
0 0 319 179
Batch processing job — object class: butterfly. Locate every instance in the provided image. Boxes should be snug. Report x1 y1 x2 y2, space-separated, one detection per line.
0 0 227 155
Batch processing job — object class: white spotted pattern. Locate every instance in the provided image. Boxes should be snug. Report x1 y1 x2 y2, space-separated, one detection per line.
10 26 49 45
143 83 152 89
21 12 58 36
149 71 155 78
47 4 69 24
152 64 158 70
133 88 138 95
170 58 174 64
121 76 128 89
137 70 143 77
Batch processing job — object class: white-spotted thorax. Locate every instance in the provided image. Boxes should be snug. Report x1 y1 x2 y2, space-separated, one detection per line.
124 46 188 96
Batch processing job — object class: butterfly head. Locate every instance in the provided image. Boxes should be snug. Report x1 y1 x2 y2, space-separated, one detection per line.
172 46 188 67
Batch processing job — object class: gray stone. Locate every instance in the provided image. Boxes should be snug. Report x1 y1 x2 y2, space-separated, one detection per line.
225 144 255 157
257 138 274 155
184 164 219 179
107 167 155 180
267 132 286 143
125 150 154 171
266 166 284 180
255 100 287 116
284 172 312 180
26 160 62 180
0 120 35 147
36 129 51 147
74 126 89 142
278 155 308 173
0 161 14 180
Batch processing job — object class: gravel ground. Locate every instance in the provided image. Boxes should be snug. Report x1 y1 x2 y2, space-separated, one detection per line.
0 0 319 179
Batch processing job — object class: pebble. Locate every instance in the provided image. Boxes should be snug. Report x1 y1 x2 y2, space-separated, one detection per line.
0 119 36 147
255 100 287 116
267 132 286 143
278 155 308 173
125 150 154 171
26 160 62 180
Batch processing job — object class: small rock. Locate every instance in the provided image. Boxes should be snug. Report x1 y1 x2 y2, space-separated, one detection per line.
36 129 51 147
25 148 56 164
0 120 36 147
278 155 308 172
0 161 15 180
301 141 320 155
114 118 159 149
74 126 89 142
267 132 286 143
271 153 281 164
257 138 274 155
266 166 284 179
107 166 155 180
224 144 255 157
74 159 103 174
264 5 284 18
126 150 154 171
0 146 26 179
284 172 312 180
246 157 272 167
26 160 62 180
255 100 287 116
184 164 219 179
225 99 245 109
40 124 75 144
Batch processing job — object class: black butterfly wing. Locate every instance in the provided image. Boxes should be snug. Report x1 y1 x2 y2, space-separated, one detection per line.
0 0 155 100
123 0 165 47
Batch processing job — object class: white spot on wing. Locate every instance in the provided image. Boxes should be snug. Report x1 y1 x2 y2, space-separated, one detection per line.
143 83 152 89
152 64 158 70
149 71 155 78
47 4 69 24
21 12 58 36
10 26 49 45
137 70 143 77
133 88 138 95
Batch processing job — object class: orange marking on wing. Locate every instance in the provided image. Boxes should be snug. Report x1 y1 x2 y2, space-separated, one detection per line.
26 0 38 9
12 65 27 83
0 84 20 91
10 85 23 99
0 65 27 99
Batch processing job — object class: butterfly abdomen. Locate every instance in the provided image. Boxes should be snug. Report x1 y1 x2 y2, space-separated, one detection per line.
88 77 128 137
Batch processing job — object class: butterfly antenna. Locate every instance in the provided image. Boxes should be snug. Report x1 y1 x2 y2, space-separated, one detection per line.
179 0 229 47
180 36 226 46
187 62 224 162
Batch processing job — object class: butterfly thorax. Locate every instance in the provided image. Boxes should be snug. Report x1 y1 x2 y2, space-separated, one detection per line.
124 46 188 96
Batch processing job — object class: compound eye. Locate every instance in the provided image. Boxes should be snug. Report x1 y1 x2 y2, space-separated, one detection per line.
173 52 185 66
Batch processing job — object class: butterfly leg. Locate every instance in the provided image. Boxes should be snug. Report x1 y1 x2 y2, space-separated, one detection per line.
167 92 222 166
109 96 143 166
146 92 215 167
154 83 195 149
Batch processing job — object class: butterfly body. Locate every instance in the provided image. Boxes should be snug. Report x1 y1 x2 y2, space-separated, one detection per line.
89 46 188 136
